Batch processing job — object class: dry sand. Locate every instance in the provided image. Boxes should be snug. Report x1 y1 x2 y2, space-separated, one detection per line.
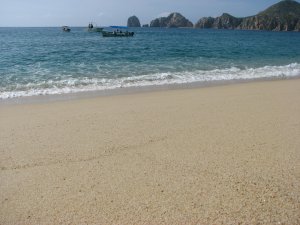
0 79 300 225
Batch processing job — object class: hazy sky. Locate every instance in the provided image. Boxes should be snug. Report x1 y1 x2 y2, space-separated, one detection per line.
0 0 297 27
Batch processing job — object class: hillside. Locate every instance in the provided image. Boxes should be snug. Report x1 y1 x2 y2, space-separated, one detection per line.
195 0 300 31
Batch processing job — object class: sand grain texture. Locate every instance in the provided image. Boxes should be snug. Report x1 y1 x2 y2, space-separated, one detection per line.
1 80 300 224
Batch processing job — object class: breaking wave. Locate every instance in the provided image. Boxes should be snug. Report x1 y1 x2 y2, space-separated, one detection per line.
1 63 300 99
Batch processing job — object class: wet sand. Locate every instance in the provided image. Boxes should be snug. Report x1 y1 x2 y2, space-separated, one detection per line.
0 79 300 224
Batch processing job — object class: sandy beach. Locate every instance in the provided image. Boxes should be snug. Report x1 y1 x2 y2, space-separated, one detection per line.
0 79 300 225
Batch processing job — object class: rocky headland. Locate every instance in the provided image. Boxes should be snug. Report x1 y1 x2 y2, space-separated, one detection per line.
194 0 300 31
127 0 300 31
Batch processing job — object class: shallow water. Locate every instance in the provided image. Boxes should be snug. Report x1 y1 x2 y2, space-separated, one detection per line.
0 27 300 99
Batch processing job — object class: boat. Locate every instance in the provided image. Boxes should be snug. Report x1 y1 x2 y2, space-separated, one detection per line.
102 30 134 37
62 26 71 32
86 23 104 32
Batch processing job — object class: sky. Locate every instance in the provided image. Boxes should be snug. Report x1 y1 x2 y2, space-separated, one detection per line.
0 0 297 27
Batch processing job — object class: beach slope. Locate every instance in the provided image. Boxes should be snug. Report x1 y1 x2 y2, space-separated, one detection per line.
1 80 300 224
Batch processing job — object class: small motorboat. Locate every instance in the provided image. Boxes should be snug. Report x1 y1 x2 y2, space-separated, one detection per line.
62 26 71 32
102 30 134 37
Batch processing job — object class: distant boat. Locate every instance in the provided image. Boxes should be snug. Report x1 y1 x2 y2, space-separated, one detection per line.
86 23 104 32
102 30 134 37
62 26 71 32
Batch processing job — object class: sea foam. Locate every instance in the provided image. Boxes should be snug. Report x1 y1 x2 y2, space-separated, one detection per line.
1 63 300 99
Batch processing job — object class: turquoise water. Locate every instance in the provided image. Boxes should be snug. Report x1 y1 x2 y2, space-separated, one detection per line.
0 27 300 99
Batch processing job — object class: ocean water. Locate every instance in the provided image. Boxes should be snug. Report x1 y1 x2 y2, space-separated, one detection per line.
0 27 300 99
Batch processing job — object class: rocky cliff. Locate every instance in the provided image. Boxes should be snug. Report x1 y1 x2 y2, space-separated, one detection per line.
194 17 215 29
150 12 193 28
195 13 242 29
127 16 141 27
238 0 300 31
195 0 300 31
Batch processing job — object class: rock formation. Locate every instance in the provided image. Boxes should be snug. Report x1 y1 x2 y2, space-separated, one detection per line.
213 13 242 29
194 13 242 29
238 0 300 31
150 17 167 27
194 17 215 28
195 0 300 31
150 12 193 28
127 16 141 27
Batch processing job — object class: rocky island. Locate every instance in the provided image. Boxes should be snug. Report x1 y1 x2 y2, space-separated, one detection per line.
127 16 141 27
150 12 193 28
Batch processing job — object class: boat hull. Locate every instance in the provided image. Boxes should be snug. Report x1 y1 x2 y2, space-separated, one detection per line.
62 26 71 32
102 31 134 37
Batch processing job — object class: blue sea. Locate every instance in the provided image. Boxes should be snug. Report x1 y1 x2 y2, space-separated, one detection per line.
0 27 300 99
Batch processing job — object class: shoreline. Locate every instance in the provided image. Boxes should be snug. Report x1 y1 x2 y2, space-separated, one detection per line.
1 78 300 224
1 75 299 106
